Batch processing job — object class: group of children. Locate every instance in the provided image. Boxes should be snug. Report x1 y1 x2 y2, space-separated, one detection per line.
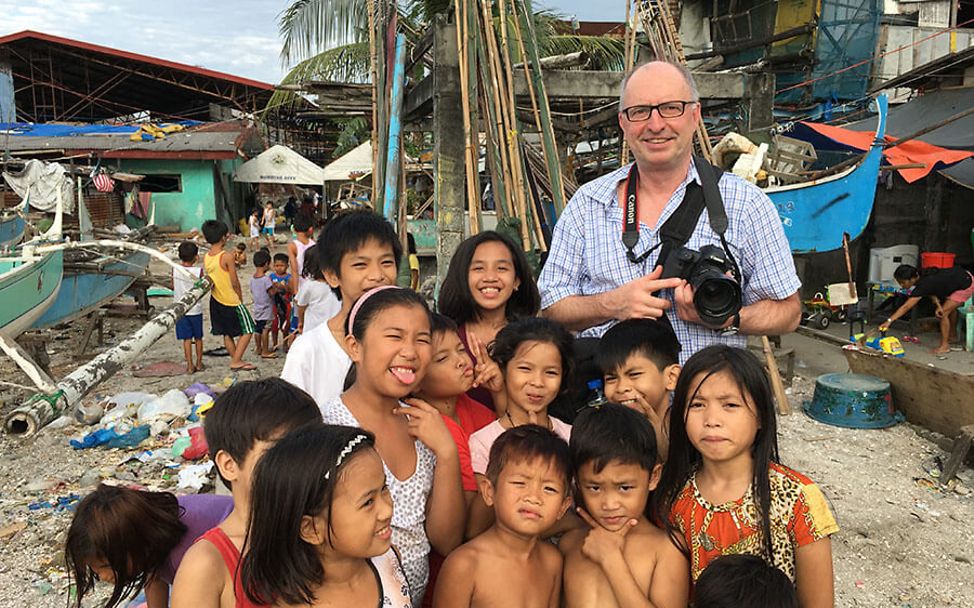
172 211 338 373
70 210 838 608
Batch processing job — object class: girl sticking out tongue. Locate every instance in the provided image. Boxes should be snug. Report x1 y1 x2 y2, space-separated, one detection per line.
320 286 465 606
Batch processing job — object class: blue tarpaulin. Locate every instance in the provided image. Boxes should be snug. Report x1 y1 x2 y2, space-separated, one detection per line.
0 121 200 139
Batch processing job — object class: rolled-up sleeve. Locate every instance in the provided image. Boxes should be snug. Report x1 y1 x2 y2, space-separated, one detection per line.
738 189 802 305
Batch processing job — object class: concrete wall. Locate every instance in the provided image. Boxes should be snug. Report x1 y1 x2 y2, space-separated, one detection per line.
115 158 244 232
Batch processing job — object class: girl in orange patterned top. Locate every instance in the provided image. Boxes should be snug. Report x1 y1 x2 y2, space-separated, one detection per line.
651 345 838 608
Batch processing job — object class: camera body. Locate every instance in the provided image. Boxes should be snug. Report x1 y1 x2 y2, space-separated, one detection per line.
660 244 742 327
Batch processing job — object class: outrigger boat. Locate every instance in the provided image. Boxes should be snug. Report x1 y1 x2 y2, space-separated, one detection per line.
0 192 64 338
0 193 29 248
767 95 888 254
31 193 155 329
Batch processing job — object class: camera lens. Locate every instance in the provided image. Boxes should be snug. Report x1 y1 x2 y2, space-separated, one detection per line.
691 272 742 326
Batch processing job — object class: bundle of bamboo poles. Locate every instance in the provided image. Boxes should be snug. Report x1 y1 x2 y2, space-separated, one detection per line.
451 0 568 251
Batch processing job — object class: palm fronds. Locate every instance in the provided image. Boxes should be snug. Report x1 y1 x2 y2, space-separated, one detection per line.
279 0 370 64
264 42 371 117
540 35 627 71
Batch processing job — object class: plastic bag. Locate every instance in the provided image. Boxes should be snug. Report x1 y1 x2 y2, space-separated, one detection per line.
138 389 191 423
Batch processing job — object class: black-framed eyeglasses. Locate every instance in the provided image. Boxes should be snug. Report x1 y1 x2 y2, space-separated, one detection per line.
621 101 697 121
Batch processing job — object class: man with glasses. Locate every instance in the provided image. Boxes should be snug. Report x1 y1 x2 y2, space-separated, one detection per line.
538 61 801 363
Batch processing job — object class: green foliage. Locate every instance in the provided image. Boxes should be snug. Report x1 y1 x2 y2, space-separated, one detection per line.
334 116 370 157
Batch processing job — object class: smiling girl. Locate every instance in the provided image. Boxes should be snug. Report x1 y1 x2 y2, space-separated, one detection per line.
320 286 465 605
438 231 540 411
651 345 838 608
241 425 411 607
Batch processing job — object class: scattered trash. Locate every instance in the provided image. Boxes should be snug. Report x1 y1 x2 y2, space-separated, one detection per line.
181 426 209 460
28 494 80 512
32 580 53 595
183 382 216 401
137 389 191 423
177 462 213 491
70 425 150 450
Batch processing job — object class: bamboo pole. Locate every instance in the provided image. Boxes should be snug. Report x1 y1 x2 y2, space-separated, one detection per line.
514 0 566 215
495 0 532 250
368 0 379 199
475 3 514 220
454 0 481 235
620 0 637 166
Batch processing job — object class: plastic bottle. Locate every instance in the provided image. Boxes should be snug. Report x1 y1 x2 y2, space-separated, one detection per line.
587 379 609 409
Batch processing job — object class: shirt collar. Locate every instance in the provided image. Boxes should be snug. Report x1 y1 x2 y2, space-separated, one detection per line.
593 157 702 208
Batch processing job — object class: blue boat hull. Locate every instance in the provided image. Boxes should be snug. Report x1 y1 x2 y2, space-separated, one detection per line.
768 96 888 253
0 214 26 248
32 250 150 329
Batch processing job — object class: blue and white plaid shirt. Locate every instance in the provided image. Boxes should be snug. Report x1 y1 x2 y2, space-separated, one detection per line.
538 159 801 363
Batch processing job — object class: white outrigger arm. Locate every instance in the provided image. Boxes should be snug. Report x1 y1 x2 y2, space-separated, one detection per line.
3 239 211 437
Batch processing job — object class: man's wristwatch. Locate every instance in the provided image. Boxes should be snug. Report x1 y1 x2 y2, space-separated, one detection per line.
719 313 741 336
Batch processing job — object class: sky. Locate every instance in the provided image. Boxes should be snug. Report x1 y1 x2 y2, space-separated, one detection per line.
0 0 627 85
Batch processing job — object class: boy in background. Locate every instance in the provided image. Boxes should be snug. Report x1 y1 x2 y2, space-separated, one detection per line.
268 253 293 352
173 241 205 374
561 403 688 608
261 202 276 249
249 250 276 359
434 425 571 608
597 319 681 458
281 210 402 408
170 378 321 608
287 214 316 292
201 220 255 371
232 242 247 268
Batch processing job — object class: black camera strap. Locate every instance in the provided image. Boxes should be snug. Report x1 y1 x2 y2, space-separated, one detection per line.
621 156 729 269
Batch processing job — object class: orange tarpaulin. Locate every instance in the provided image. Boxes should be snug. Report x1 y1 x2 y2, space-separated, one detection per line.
799 121 974 183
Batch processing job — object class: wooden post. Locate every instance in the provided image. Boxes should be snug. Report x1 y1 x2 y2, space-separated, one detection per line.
433 17 466 288
762 336 791 415
454 0 481 235
941 425 974 485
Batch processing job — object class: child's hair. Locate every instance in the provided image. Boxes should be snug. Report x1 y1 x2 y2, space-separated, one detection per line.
272 252 289 266
251 208 260 216
596 318 681 373
316 211 403 299
437 231 540 324
241 424 375 605
570 402 658 478
65 485 187 608
652 345 780 558
343 287 432 389
301 245 321 280
253 250 270 268
894 264 919 282
235 242 246 252
430 311 459 336
177 241 198 263
485 425 571 491
292 214 314 234
346 286 431 339
204 378 321 489
407 232 417 255
201 219 229 245
694 555 797 608
490 317 574 401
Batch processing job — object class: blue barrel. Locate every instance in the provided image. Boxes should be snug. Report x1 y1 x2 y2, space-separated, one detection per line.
805 373 902 429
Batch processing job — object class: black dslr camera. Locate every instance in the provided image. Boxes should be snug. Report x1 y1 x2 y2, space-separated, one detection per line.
661 245 742 327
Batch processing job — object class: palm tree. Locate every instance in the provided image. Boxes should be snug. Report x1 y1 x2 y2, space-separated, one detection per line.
266 0 625 115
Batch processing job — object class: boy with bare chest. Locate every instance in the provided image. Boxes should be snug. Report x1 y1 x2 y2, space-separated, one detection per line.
560 404 688 608
434 425 572 608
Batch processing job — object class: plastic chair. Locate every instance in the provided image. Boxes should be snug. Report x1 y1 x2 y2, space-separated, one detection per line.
958 295 974 352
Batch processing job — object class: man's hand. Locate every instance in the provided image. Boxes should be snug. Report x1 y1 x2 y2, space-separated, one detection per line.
603 266 683 322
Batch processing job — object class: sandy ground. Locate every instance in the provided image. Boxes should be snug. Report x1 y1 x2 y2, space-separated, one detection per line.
1 244 972 607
